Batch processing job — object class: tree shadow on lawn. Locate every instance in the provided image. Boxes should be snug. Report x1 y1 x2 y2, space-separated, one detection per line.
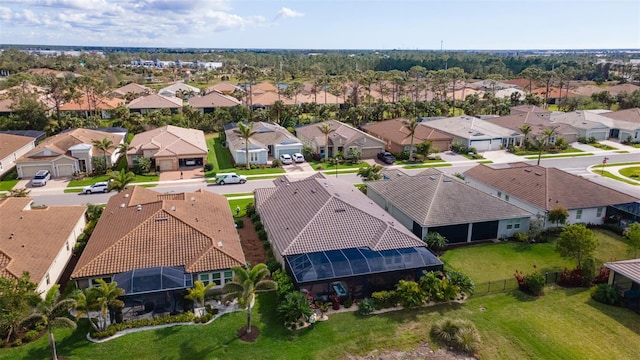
507 288 539 302
23 320 93 360
585 296 640 336
159 331 239 360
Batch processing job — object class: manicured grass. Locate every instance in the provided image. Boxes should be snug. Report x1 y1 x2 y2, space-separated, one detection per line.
206 167 286 178
619 166 640 181
312 161 368 170
228 197 254 217
224 192 255 198
67 174 159 187
206 134 234 170
524 152 593 159
515 147 583 156
0 178 19 191
594 170 640 185
590 143 617 150
396 158 444 165
403 163 452 169
601 161 640 167
4 287 639 359
442 229 631 284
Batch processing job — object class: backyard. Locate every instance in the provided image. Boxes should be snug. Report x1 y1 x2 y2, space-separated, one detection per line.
205 133 285 178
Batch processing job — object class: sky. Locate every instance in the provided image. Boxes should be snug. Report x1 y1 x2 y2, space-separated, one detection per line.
0 0 639 50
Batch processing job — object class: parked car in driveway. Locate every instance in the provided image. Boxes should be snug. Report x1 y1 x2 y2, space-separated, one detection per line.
279 154 293 165
292 153 305 163
83 181 110 194
377 152 396 165
31 170 51 187
215 173 247 185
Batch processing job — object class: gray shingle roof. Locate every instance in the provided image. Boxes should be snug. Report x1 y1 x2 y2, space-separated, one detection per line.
368 170 532 226
605 259 640 283
255 174 425 256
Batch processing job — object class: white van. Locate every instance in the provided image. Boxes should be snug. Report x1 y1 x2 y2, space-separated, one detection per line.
215 173 247 185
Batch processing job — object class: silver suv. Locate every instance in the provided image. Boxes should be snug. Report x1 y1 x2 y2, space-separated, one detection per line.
31 170 51 187
83 181 110 194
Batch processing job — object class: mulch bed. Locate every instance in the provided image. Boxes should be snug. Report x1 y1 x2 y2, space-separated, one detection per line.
236 216 268 265
236 326 260 342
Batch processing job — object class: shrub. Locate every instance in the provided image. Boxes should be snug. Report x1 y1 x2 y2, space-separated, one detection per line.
253 221 263 232
514 232 529 242
265 256 281 274
12 339 22 347
343 297 354 308
234 218 244 228
204 163 214 171
271 159 282 168
591 284 622 305
446 270 475 297
23 330 39 343
357 298 376 315
277 291 313 330
395 280 426 308
132 157 151 175
371 290 398 309
257 229 268 242
250 212 260 223
558 267 584 287
423 232 448 252
245 202 256 217
430 318 481 355
515 267 545 296
272 269 294 299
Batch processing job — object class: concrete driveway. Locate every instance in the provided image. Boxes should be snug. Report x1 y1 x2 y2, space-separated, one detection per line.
15 177 70 193
159 167 206 181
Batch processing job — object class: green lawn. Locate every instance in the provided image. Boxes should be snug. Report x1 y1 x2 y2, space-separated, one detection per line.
3 287 639 360
591 143 617 150
595 170 640 185
516 147 583 156
312 161 368 171
619 166 640 180
224 192 255 198
403 163 452 169
0 170 20 191
67 174 159 187
228 198 254 217
206 133 234 171
524 152 593 159
442 229 631 284
602 161 640 167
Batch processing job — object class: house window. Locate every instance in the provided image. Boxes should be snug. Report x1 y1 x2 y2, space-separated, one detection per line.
90 277 112 287
506 218 521 230
198 271 234 287
497 191 502 198
576 209 583 220
66 241 70 251
597 207 603 217
45 274 50 285
505 195 510 201
249 152 259 162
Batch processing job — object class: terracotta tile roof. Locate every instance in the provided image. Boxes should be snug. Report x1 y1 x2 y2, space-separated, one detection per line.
127 94 182 110
252 82 278 92
531 87 579 98
252 91 296 106
59 95 124 111
19 128 123 159
603 108 640 124
463 163 638 211
188 91 241 108
255 174 426 256
605 259 640 283
71 187 245 279
0 133 34 160
0 197 86 283
128 125 207 157
362 118 453 146
504 78 538 91
112 83 153 97
367 170 532 226
206 82 242 94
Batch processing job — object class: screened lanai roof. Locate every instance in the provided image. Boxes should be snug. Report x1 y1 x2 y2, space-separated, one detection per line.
286 247 443 284
113 266 193 295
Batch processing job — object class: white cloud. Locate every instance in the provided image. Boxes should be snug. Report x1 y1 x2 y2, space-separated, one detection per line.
275 7 303 20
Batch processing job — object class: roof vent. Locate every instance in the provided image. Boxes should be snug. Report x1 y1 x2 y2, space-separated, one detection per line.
443 178 452 182
534 172 543 176
120 203 125 208
124 193 130 198
429 176 435 180
311 188 316 193
171 206 176 211
19 216 23 220
136 204 142 211
191 197 196 202
155 217 168 221
524 169 532 172
195 217 199 222
335 208 346 213
218 241 223 247
334 192 340 197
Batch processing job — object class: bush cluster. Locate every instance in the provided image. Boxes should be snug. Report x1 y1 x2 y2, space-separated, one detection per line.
514 268 545 295
591 284 622 305
91 312 196 339
204 163 214 171
356 298 376 315
430 318 482 355
23 330 39 343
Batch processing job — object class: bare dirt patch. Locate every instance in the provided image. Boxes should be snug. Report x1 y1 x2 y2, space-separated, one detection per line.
236 216 267 265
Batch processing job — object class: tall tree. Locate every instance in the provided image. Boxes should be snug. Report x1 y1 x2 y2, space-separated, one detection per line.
548 206 569 227
407 66 427 102
22 285 77 360
222 263 277 335
108 169 136 192
519 124 532 147
519 67 543 94
539 70 555 108
317 122 334 160
0 272 39 343
185 280 216 311
556 224 598 267
623 223 640 258
447 67 466 113
240 66 261 111
234 122 257 169
536 127 557 166
92 137 114 168
404 118 419 161
91 279 125 331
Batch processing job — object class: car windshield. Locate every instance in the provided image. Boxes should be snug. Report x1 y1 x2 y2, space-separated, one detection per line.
35 174 46 179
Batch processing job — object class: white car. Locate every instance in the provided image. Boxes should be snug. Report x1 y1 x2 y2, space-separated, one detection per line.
279 154 293 165
215 173 247 185
292 153 305 163
31 170 51 187
83 181 110 194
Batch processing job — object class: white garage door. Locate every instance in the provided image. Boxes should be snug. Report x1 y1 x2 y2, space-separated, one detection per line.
469 140 492 152
19 165 52 178
589 132 607 140
361 147 383 159
56 164 75 177
159 159 174 171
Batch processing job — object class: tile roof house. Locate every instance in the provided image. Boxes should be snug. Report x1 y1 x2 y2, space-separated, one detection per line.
486 112 580 144
127 94 183 114
550 110 640 141
0 133 36 177
605 259 640 313
419 116 524 151
188 90 242 113
71 187 245 299
367 168 533 243
572 84 606 97
59 95 125 119
362 118 453 154
15 128 125 178
255 173 443 296
510 105 551 115
205 82 242 95
463 163 638 227
112 83 153 99
158 82 201 98
606 83 640 96
0 197 86 295
531 87 579 104
224 122 303 165
127 125 207 171
295 120 386 159
603 107 640 127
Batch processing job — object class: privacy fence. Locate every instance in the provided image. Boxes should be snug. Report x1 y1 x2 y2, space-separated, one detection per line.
472 271 562 298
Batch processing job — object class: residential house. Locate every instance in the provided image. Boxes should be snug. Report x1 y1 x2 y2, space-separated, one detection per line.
361 118 453 154
127 125 208 171
603 108 640 142
224 122 303 165
0 133 36 177
463 163 638 227
251 91 296 108
59 95 124 119
15 128 125 178
71 187 245 313
493 88 527 100
112 83 153 99
367 168 533 243
419 116 524 151
531 86 578 104
127 94 183 114
158 82 201 98
606 83 640 96
254 173 443 297
486 111 580 144
296 120 386 159
572 84 606 97
549 110 640 141
0 197 86 295
605 259 640 313
204 82 242 95
188 91 242 113
510 105 551 115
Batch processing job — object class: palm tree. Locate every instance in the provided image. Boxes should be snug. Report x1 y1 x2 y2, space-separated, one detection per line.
519 124 532 148
404 119 419 161
117 140 134 160
222 263 277 335
535 127 558 166
185 280 216 313
234 122 257 170
7 188 31 197
317 122 334 160
92 137 114 168
70 288 100 332
108 169 136 192
91 279 124 331
357 164 383 181
22 285 77 360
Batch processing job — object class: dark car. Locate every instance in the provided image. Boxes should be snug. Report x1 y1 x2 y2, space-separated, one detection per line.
377 151 396 165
